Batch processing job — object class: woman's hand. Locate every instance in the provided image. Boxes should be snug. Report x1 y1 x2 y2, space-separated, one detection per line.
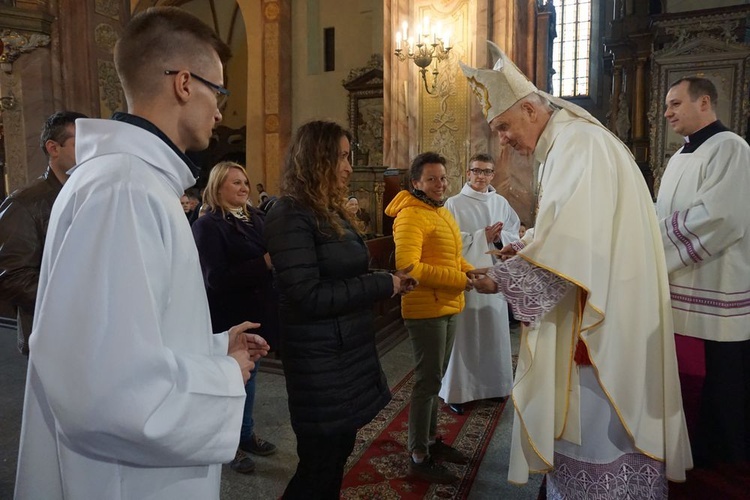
465 277 474 291
391 274 402 297
393 264 418 295
467 268 489 279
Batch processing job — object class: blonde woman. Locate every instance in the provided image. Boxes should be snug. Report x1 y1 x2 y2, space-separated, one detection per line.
192 161 278 474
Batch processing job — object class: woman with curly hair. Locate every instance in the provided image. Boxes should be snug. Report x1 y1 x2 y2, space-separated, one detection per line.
264 120 414 499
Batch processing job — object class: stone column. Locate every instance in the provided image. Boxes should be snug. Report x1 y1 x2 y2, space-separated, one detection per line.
1 6 53 194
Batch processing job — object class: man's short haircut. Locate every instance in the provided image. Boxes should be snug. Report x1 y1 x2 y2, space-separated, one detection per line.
114 7 231 97
468 153 494 167
40 111 88 157
184 187 201 201
669 77 718 108
409 152 447 184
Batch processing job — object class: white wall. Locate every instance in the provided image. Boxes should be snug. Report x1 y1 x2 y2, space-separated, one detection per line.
291 0 383 132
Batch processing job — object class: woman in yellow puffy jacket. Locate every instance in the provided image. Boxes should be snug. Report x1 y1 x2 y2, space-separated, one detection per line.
384 152 474 484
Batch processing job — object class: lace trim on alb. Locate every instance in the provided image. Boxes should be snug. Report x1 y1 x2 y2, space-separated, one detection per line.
547 452 667 499
486 257 572 324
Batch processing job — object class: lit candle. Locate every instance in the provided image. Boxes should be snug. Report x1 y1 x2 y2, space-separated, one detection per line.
435 22 443 45
408 37 414 55
396 31 402 50
402 21 408 40
444 32 451 49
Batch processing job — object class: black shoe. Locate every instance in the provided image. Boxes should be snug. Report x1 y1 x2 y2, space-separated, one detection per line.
230 449 255 474
408 456 459 484
429 437 469 465
448 403 464 415
239 433 278 456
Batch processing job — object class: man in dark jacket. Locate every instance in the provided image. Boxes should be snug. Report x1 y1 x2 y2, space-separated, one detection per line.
0 110 87 354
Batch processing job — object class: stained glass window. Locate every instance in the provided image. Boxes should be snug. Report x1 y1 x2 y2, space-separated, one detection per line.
552 0 591 97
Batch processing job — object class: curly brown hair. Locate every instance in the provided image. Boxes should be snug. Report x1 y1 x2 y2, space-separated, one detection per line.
281 120 358 236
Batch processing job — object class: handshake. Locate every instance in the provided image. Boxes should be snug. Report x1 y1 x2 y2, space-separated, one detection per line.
391 264 419 297
466 268 499 294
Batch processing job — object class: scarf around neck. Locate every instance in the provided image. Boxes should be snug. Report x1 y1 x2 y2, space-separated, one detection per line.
411 189 444 208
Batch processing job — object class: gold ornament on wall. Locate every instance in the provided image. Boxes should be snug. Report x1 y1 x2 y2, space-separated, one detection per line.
97 59 124 116
394 16 452 95
94 23 118 52
95 0 120 20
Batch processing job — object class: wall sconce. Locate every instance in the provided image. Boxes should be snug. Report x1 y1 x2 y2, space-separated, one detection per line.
394 17 452 95
0 91 17 111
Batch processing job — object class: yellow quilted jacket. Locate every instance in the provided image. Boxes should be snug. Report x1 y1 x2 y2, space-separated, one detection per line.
385 190 473 319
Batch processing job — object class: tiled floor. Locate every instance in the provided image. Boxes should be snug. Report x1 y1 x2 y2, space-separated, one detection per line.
0 324 541 499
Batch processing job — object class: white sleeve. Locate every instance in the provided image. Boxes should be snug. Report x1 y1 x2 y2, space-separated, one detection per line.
499 199 521 246
30 182 245 467
445 197 493 268
660 139 750 273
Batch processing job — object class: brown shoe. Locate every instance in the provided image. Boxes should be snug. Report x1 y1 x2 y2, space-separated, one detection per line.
230 449 255 474
408 456 459 484
429 438 469 464
239 433 278 456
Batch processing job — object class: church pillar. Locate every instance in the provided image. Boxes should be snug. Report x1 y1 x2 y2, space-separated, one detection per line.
236 0 290 195
1 5 54 194
58 0 128 119
609 64 622 131
0 0 127 196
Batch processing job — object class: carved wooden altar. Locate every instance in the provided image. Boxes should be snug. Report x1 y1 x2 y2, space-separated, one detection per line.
649 6 750 193
342 55 388 237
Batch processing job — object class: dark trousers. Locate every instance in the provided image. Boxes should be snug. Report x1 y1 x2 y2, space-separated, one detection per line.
282 431 357 500
696 338 750 466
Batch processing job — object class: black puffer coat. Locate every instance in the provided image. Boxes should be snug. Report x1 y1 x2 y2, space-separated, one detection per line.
264 196 393 436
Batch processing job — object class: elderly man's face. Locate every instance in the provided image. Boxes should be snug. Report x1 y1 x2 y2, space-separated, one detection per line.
488 100 543 156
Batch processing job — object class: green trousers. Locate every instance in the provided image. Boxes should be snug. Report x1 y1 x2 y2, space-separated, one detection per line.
405 314 457 454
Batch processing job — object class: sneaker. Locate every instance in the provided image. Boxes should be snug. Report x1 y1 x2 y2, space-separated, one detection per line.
429 438 469 464
239 433 278 456
408 456 459 484
230 449 255 474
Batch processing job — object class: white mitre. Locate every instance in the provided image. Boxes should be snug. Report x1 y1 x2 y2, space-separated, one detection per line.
460 40 612 135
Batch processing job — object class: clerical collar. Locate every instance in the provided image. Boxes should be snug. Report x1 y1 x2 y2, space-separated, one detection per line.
681 120 730 154
112 112 200 177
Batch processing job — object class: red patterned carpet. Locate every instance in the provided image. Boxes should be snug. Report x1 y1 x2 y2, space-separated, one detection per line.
341 371 508 499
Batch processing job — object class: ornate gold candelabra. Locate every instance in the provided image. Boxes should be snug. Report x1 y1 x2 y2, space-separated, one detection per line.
394 19 451 95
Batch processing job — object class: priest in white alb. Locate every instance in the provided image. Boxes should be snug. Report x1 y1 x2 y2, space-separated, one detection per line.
463 41 692 498
440 153 520 414
657 76 750 467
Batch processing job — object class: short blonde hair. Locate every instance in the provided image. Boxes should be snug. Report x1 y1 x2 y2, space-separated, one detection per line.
203 161 250 215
